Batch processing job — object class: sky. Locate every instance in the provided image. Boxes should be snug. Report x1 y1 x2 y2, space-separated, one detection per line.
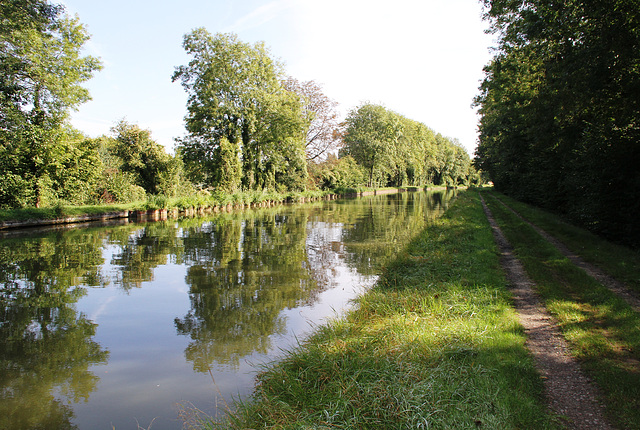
61 0 495 155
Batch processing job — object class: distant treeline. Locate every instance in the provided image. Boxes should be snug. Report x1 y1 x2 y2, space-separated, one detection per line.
0 1 481 212
475 0 640 246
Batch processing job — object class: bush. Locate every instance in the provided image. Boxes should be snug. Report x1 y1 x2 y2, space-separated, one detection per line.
97 169 146 204
144 194 169 210
0 173 33 209
311 155 367 191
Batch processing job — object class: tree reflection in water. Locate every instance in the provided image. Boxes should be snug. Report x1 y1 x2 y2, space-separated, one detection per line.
173 191 455 372
0 229 110 429
0 190 456 429
175 210 319 370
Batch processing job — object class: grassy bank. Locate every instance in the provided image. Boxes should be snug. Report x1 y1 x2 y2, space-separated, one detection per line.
485 191 640 293
0 187 426 224
0 190 326 223
483 191 640 429
0 202 139 222
196 190 560 429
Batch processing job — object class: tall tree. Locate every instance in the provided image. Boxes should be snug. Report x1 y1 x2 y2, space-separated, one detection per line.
0 0 102 207
173 30 308 191
476 0 640 245
342 104 403 187
282 77 342 162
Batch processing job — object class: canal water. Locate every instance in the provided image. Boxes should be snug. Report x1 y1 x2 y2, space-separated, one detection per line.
0 190 455 430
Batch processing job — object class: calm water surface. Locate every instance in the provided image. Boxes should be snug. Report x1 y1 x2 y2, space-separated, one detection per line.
0 191 455 430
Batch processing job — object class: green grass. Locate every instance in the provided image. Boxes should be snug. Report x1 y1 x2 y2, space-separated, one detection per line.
0 190 329 223
483 193 640 429
486 190 640 293
0 202 141 222
201 190 560 429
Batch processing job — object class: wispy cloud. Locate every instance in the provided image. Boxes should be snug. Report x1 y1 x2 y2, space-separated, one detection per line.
223 0 299 33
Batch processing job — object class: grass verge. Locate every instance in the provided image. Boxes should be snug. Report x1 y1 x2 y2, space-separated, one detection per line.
200 190 560 429
0 202 141 222
483 192 640 429
485 190 640 293
0 188 380 223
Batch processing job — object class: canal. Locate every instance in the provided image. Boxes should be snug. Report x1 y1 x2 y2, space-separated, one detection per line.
0 190 455 429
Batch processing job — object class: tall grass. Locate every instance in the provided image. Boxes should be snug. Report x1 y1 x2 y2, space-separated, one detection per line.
203 190 560 429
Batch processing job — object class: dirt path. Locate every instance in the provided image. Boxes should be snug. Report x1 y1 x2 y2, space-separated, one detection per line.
481 196 613 430
488 194 640 313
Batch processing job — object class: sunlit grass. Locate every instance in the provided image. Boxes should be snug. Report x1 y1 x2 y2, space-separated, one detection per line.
0 190 331 223
487 191 640 293
0 202 141 221
202 190 560 429
484 195 640 429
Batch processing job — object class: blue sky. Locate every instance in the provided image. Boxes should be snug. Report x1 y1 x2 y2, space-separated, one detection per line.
62 0 495 155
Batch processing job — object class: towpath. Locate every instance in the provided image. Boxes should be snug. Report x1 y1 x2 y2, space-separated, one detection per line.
481 195 613 430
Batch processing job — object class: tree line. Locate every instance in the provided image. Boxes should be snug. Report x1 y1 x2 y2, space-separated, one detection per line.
474 0 640 246
0 0 479 212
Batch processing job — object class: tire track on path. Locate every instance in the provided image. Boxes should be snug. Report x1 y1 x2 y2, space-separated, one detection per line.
481 195 613 430
488 193 640 313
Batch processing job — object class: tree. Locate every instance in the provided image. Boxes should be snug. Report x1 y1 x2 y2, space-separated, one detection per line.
311 154 366 191
401 119 438 186
342 104 403 187
110 120 175 195
172 30 309 191
282 77 342 162
339 104 471 189
0 0 102 207
476 0 640 245
217 136 242 193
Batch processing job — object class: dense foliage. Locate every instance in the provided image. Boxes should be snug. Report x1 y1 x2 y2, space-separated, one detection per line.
1 3 477 213
172 31 477 195
342 104 476 188
475 0 640 246
172 30 309 193
0 0 101 207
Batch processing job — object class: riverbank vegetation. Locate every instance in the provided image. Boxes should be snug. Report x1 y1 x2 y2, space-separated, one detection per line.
0 2 481 222
474 0 640 247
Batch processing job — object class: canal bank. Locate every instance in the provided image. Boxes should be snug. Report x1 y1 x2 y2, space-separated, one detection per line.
209 189 640 430
0 187 453 233
205 190 561 429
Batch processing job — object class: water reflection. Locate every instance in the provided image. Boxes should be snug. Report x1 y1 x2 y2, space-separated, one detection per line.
175 211 318 371
339 191 451 275
0 190 455 429
0 230 110 429
109 222 183 290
